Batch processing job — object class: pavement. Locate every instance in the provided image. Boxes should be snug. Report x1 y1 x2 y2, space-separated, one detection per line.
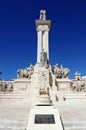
0 99 86 130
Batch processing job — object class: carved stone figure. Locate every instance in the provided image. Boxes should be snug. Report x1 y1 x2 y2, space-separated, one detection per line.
17 69 28 78
39 73 49 95
72 80 86 92
0 81 13 93
72 72 86 92
17 65 34 79
7 82 13 92
0 82 6 92
52 64 70 79
40 10 46 20
74 71 82 80
40 49 48 67
40 72 46 90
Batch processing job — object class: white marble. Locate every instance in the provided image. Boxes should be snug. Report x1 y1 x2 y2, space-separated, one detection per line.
26 105 63 130
36 11 50 64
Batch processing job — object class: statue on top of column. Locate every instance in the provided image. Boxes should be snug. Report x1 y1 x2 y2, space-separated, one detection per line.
40 10 46 20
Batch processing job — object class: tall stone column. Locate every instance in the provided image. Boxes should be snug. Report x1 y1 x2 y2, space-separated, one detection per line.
37 30 42 63
36 10 51 64
43 30 49 61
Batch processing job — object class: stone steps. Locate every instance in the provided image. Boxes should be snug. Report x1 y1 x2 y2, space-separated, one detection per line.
63 121 86 130
63 94 86 101
0 93 23 99
0 121 26 130
0 121 86 130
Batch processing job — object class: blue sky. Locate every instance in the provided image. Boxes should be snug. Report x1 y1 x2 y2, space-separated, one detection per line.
0 0 86 80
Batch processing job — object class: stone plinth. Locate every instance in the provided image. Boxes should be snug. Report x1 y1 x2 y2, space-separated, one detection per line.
26 105 63 130
32 65 50 88
56 78 72 92
55 79 72 101
14 79 30 93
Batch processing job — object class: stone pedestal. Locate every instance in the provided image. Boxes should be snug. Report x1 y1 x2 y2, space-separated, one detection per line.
26 105 63 130
56 78 72 92
55 79 72 101
14 79 30 93
32 65 50 88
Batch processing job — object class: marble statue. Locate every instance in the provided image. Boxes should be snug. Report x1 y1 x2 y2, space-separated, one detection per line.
40 49 48 67
39 72 50 95
40 72 46 89
72 81 86 92
0 81 13 93
17 65 34 79
17 69 28 78
40 10 46 20
72 72 86 92
74 71 82 80
52 64 70 79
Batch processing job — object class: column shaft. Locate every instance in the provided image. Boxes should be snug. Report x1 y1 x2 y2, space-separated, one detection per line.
43 31 49 61
37 31 42 63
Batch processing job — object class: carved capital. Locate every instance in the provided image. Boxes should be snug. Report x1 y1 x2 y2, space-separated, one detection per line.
37 25 49 31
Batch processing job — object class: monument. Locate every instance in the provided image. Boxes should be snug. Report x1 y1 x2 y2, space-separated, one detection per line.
0 10 86 130
36 10 50 65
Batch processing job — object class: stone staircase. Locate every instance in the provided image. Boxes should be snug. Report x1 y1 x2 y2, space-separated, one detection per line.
0 93 23 100
63 94 86 101
0 119 86 130
0 120 27 130
57 102 86 130
63 121 86 130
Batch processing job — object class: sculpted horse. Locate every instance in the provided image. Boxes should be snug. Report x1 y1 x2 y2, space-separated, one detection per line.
0 81 13 92
72 81 86 92
17 68 29 78
17 65 34 79
53 64 70 79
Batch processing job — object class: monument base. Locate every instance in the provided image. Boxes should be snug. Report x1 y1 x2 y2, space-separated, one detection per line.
26 105 63 130
56 78 72 92
14 78 30 93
